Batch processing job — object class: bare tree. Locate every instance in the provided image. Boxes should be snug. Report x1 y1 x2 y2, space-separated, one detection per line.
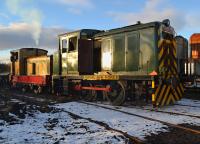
0 63 10 73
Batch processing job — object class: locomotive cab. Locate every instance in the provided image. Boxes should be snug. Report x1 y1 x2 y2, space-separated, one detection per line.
10 48 48 76
58 29 102 75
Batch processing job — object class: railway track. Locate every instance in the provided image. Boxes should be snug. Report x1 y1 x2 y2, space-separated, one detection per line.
59 109 143 144
0 88 74 106
124 105 200 119
79 101 200 136
2 88 200 121
1 89 200 143
86 101 200 119
0 91 143 144
175 103 200 109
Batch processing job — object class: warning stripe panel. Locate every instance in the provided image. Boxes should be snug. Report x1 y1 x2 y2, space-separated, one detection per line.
179 83 184 94
156 38 184 106
155 84 182 106
161 86 171 106
172 40 176 49
159 47 164 59
170 93 176 104
158 40 164 49
159 46 168 64
172 49 176 59
156 85 167 104
172 88 180 101
175 86 182 100
155 85 162 97
178 84 184 94
166 93 173 105
159 60 165 71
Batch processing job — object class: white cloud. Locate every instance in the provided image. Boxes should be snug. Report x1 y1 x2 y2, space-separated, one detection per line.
108 0 186 32
0 23 68 52
0 58 10 64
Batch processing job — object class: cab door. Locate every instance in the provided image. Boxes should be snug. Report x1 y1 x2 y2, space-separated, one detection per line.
67 36 78 74
126 33 139 71
101 39 112 71
113 35 126 72
78 39 94 74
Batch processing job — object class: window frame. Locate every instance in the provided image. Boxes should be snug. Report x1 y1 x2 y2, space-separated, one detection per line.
68 36 78 52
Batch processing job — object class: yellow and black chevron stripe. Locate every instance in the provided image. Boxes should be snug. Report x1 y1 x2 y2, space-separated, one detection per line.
155 36 184 106
155 83 184 106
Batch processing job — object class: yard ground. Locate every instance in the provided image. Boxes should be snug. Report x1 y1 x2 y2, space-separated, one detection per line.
0 88 200 144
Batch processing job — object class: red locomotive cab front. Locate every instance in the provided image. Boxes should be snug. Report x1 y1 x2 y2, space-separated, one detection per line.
190 34 200 59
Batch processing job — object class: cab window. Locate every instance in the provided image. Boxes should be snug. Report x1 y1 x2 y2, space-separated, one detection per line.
62 39 67 53
68 36 77 52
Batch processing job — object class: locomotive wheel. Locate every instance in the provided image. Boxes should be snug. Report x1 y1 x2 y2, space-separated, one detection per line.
34 86 42 94
81 83 97 101
104 81 126 106
29 84 34 91
22 87 27 93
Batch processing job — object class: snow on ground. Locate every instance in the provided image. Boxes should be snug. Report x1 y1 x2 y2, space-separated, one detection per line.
10 99 23 103
17 95 47 102
54 102 168 139
177 98 200 107
185 83 200 88
54 99 200 139
116 105 200 126
85 101 200 126
141 100 200 117
1 98 199 143
0 120 4 125
0 106 127 144
100 98 200 117
144 104 200 117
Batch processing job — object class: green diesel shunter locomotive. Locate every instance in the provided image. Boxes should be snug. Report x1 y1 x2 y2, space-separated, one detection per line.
52 19 184 106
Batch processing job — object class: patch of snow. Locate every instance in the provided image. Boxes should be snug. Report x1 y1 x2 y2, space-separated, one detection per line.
0 108 127 144
186 82 200 88
138 99 200 117
0 120 4 125
86 101 200 126
8 113 17 118
143 104 200 117
1 98 199 143
177 98 200 107
54 102 168 139
10 99 22 103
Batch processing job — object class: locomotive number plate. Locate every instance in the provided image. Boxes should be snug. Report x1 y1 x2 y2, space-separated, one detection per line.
83 75 119 80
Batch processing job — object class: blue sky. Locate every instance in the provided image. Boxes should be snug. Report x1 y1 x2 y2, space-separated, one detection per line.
0 0 200 62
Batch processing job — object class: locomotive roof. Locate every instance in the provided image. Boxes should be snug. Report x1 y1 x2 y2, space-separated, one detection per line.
94 21 161 38
175 35 186 39
58 29 102 37
175 36 188 42
26 55 49 61
10 48 48 53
